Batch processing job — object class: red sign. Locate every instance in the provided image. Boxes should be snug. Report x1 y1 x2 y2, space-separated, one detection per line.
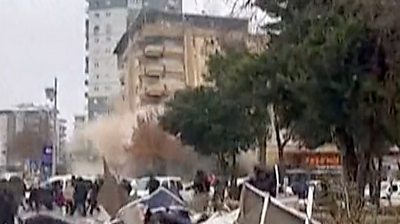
305 154 341 167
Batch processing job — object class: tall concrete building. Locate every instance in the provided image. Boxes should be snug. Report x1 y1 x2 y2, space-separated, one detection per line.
114 10 267 112
85 0 182 120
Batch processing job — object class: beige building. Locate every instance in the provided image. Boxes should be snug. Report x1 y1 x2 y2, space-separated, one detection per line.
114 9 267 112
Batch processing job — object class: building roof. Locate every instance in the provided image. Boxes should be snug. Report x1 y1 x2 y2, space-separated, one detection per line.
88 0 128 10
114 9 249 56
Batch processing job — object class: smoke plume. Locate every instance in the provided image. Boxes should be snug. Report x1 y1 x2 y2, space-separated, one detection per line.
69 106 216 178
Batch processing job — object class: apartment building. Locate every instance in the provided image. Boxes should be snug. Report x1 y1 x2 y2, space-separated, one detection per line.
0 104 67 170
114 9 266 112
85 0 182 120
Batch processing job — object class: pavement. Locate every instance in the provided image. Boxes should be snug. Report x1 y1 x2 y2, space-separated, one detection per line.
19 209 105 224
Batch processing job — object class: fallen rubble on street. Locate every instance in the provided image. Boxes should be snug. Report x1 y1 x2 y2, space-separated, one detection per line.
98 181 319 224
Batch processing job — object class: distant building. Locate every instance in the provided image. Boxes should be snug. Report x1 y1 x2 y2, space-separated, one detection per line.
74 115 86 132
0 104 66 171
114 9 267 112
85 0 182 120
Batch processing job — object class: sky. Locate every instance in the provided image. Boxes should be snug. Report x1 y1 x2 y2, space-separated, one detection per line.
0 0 266 137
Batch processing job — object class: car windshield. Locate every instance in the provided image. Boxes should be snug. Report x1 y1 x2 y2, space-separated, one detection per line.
136 178 149 190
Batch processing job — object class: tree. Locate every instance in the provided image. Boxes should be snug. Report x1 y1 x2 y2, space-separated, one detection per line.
206 51 271 164
7 128 49 167
254 1 400 207
127 123 184 176
160 87 254 174
236 1 400 208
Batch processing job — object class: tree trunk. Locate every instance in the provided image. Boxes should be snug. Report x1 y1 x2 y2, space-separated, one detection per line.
231 152 238 187
368 157 382 208
217 153 228 175
356 152 370 198
334 128 358 182
275 124 285 166
258 135 267 165
342 147 358 183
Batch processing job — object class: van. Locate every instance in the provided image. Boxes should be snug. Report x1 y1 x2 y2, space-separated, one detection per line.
130 176 183 197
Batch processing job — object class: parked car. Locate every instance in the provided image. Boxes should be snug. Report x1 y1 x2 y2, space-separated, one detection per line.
130 176 183 198
40 174 97 191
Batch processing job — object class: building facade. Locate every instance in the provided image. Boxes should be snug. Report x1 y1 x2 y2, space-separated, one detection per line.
74 115 86 132
114 10 266 112
85 0 182 120
0 104 67 171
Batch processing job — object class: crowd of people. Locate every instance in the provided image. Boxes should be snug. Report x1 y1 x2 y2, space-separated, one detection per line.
0 175 105 224
27 176 102 217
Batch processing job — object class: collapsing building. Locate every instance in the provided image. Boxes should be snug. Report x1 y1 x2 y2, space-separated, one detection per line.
114 9 267 113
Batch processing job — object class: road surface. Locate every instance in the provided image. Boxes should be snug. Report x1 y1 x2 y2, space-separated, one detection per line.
19 209 107 224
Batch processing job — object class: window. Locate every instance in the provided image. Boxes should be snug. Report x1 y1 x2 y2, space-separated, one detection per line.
391 185 399 193
94 86 99 91
96 74 100 79
94 62 99 68
105 86 111 91
106 36 111 42
106 24 112 34
94 13 100 18
95 38 100 43
93 25 100 35
106 12 111 17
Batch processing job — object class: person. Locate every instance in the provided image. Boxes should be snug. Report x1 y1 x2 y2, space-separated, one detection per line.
0 189 17 224
88 181 100 216
249 165 276 197
71 177 88 217
53 182 65 210
120 179 132 196
8 176 26 211
28 182 41 213
146 175 160 194
193 170 209 193
63 182 74 216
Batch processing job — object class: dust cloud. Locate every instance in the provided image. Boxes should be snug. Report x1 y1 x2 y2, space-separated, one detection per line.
68 104 257 178
69 107 216 178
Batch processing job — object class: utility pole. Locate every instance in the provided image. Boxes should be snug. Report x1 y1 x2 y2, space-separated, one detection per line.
45 77 58 177
52 77 58 176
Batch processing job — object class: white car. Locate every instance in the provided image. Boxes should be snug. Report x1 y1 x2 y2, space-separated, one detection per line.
40 174 97 191
130 176 183 197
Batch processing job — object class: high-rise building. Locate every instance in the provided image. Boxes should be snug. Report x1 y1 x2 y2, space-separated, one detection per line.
85 0 130 120
85 0 182 120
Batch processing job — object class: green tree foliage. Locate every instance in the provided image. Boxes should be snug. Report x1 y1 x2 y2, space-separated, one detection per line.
248 0 400 203
160 87 254 173
206 51 271 164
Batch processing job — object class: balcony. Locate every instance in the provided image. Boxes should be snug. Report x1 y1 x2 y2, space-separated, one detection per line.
144 63 165 78
120 76 125 86
164 60 184 75
164 45 184 56
144 84 167 97
144 45 164 58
